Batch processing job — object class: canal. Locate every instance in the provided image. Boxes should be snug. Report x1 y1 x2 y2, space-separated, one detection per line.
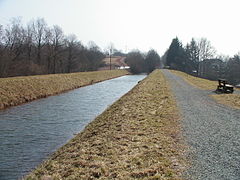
0 75 146 180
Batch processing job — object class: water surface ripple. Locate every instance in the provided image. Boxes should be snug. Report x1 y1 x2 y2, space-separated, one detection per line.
0 75 146 180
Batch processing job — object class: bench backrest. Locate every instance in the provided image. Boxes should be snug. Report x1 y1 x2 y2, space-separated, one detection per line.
218 79 226 86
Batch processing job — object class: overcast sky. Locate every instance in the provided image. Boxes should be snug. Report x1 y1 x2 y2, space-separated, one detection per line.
0 0 240 56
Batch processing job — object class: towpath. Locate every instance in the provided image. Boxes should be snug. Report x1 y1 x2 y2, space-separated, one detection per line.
162 70 240 180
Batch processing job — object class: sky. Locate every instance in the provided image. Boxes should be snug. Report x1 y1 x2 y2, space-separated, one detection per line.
0 0 240 56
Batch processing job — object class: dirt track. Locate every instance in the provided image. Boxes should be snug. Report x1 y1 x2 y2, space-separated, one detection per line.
163 70 240 180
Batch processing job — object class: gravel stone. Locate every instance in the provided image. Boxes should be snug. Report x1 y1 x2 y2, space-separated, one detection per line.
162 70 240 180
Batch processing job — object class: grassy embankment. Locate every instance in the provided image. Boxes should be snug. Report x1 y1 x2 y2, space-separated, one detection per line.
171 70 240 109
0 70 128 110
25 70 186 180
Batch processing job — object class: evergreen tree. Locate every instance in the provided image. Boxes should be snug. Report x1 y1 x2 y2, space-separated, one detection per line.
226 54 240 85
185 38 199 73
166 37 186 71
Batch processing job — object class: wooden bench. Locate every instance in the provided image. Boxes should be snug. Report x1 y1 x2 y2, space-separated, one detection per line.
216 79 234 93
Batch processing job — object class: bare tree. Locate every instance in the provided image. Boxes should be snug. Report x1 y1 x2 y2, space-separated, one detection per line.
198 38 216 61
88 41 100 52
32 18 47 64
0 17 106 77
125 50 146 74
44 27 53 73
216 54 230 62
51 25 64 73
7 18 26 60
0 18 26 76
65 34 82 73
0 24 6 77
108 42 115 70
85 41 104 71
23 23 34 61
0 24 3 45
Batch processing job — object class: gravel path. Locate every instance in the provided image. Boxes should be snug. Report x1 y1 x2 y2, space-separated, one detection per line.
162 70 240 180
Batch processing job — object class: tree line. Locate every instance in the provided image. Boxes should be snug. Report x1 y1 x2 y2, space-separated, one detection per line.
162 37 240 85
162 37 216 74
0 18 161 77
0 17 238 84
125 49 161 74
0 18 105 77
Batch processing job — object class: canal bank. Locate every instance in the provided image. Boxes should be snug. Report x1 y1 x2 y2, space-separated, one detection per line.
25 70 186 180
0 70 129 110
0 74 145 180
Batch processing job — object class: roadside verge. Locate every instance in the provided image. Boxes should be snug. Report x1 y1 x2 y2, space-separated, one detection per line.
25 70 186 180
171 70 240 109
0 70 128 110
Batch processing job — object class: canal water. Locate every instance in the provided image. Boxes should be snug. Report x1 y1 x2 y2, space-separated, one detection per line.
0 75 146 180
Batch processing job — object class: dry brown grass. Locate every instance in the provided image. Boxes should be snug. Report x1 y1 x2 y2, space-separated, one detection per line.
0 70 129 110
171 70 216 90
212 94 240 110
171 70 240 109
24 70 186 180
